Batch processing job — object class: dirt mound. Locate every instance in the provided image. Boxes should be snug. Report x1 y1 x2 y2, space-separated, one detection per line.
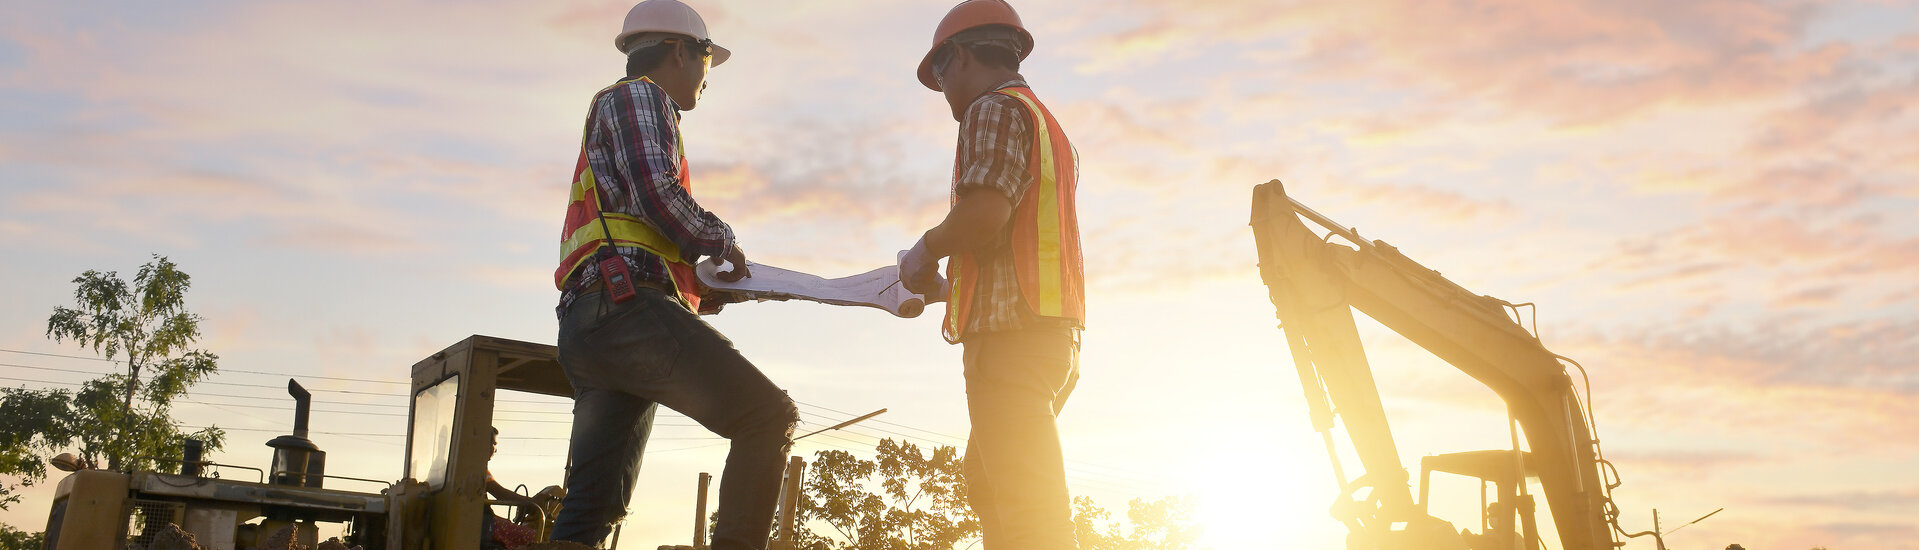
143 523 203 550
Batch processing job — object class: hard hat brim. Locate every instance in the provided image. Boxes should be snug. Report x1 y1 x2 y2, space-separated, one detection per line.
916 0 1034 92
917 46 944 92
617 31 732 68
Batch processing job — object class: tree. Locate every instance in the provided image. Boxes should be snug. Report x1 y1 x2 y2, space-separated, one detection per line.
0 389 79 510
794 440 978 550
0 255 225 512
791 438 1203 550
1073 495 1202 550
790 442 974 550
0 523 46 550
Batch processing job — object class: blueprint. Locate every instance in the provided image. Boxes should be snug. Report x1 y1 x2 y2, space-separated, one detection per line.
695 260 933 318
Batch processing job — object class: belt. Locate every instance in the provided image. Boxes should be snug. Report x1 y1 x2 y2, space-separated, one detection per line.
581 277 674 297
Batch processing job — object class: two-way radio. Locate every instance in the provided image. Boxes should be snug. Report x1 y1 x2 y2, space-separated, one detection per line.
592 194 639 304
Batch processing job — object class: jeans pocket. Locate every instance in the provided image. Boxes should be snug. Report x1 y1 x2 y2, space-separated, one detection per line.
577 295 683 383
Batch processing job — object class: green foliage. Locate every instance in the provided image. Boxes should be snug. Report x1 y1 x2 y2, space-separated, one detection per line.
1073 495 1202 550
0 523 45 550
792 438 1202 550
0 389 78 509
0 255 226 510
794 440 977 550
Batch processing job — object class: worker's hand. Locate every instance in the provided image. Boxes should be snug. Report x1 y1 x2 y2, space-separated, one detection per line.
897 237 945 298
712 245 751 282
921 274 952 303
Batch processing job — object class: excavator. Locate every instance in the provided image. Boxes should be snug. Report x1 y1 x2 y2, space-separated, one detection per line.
1250 180 1667 550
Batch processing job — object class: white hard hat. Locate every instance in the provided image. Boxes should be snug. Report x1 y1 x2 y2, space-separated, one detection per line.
616 0 732 66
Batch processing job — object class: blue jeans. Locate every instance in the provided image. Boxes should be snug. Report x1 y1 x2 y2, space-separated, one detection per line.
553 287 798 549
963 328 1082 550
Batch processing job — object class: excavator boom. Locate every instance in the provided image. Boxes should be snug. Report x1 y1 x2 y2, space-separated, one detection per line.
1250 181 1629 550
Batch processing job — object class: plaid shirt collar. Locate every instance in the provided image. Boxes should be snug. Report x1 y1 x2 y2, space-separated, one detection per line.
621 75 684 120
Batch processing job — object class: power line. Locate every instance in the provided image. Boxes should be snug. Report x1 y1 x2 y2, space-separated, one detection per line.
188 391 410 408
6 364 600 417
0 349 122 363
0 375 78 387
0 362 113 377
1 361 403 397
0 348 408 385
179 399 702 428
10 353 1174 493
183 426 637 441
182 400 407 418
795 403 1175 494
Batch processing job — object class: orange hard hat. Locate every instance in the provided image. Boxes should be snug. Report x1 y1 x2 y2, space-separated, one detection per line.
917 0 1033 91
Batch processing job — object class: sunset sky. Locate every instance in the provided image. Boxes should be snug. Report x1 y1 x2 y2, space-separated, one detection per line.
3 0 1916 548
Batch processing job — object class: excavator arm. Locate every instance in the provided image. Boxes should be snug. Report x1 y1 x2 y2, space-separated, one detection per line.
1251 181 1645 550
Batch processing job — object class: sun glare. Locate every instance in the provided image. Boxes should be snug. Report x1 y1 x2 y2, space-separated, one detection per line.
1188 440 1347 549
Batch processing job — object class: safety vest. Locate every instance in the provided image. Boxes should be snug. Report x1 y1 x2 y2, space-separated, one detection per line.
943 87 1085 344
555 76 702 311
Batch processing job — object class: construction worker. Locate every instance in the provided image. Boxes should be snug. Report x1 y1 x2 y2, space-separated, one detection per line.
896 1 1085 548
550 1 797 548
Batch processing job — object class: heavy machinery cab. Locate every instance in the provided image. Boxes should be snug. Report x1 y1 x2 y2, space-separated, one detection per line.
399 335 572 549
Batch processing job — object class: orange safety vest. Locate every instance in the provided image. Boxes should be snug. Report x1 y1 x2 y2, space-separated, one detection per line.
555 76 703 311
943 86 1085 344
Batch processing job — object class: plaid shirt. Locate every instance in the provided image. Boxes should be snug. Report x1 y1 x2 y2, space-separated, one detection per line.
953 79 1081 336
558 77 736 317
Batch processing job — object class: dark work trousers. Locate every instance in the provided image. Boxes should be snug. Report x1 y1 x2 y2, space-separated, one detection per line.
552 287 799 549
962 327 1082 550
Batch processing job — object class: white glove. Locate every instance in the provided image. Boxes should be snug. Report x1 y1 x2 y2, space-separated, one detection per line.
897 237 949 301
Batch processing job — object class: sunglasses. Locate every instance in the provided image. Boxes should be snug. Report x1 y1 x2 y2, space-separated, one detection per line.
662 37 715 59
931 42 959 82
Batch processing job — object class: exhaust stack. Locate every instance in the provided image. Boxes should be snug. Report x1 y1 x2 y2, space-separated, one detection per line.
289 379 311 438
266 379 326 488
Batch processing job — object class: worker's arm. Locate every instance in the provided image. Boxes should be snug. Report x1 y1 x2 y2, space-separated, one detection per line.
486 477 539 509
923 190 1012 258
900 92 1030 295
594 81 745 276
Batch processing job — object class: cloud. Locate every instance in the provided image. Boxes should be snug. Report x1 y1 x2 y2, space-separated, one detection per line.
1603 449 1764 478
253 221 422 255
1747 77 1919 156
1766 487 1919 513
1072 0 1852 126
1800 521 1919 543
1550 322 1919 456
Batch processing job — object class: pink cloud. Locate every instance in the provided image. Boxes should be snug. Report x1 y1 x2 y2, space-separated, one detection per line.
1748 78 1919 156
1766 486 1919 512
1551 321 1919 454
1602 449 1763 478
253 221 423 255
1068 0 1856 127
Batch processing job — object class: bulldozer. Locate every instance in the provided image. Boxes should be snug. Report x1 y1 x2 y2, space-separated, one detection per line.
1250 180 1670 550
37 335 807 549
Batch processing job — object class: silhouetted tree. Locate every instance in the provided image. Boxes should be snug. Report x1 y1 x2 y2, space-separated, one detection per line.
791 438 1201 549
1074 495 1201 550
794 439 977 550
0 255 225 511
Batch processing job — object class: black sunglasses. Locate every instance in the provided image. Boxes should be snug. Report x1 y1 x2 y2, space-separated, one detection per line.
931 42 959 81
662 37 715 58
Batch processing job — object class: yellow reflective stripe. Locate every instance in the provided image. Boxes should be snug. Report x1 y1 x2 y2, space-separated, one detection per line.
561 214 687 264
1003 90 1064 316
944 267 965 342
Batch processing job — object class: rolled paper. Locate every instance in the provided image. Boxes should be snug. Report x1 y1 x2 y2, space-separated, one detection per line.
696 260 932 318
